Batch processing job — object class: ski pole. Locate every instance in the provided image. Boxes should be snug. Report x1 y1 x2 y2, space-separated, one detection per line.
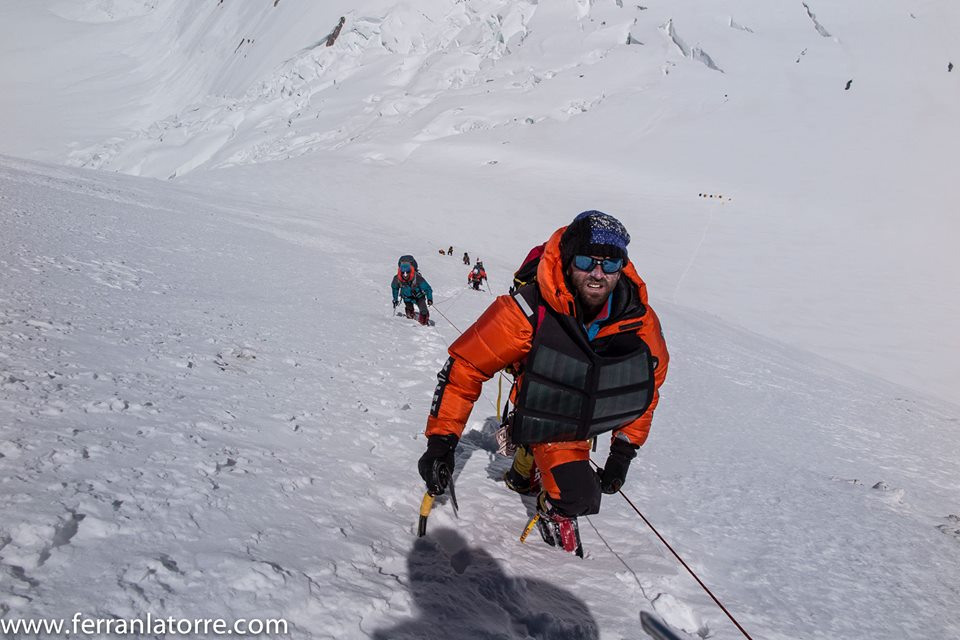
640 612 685 640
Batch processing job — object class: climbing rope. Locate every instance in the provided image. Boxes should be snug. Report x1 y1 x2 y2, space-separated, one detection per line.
589 459 755 640
428 303 463 335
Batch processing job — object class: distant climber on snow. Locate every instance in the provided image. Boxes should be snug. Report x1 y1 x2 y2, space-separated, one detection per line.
467 263 487 290
391 255 433 326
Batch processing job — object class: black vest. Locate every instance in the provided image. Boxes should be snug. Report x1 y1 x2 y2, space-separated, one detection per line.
509 284 655 445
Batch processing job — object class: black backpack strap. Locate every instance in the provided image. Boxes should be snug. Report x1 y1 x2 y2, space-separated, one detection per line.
504 283 543 379
511 283 542 332
413 273 427 298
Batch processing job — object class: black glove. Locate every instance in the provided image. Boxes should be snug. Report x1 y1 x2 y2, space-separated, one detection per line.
418 434 458 495
427 299 433 306
598 439 639 494
393 300 399 309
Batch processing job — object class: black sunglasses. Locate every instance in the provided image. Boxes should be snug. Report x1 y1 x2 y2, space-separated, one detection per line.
572 255 623 274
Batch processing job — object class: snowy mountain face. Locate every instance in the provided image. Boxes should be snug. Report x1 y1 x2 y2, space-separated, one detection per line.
2 1 959 639
3 153 959 640
3 0 958 403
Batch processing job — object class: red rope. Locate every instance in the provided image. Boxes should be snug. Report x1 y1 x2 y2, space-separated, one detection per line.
619 490 754 640
590 460 754 640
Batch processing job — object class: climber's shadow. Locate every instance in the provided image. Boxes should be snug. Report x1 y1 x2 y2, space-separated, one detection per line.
372 528 599 640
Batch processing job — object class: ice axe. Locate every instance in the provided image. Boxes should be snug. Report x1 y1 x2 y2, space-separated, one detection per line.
416 459 458 537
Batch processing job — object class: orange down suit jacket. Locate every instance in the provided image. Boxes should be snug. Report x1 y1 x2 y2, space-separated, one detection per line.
425 226 669 452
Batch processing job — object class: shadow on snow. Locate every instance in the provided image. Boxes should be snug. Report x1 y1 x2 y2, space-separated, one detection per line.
372 528 599 640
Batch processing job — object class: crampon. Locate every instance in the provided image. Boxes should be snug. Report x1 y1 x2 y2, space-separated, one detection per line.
529 493 583 557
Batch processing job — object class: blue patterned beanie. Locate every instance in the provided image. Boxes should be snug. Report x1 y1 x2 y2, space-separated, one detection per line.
560 210 630 266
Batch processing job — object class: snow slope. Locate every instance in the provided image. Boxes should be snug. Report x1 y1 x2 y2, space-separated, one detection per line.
2 156 959 639
2 0 960 638
2 0 957 404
